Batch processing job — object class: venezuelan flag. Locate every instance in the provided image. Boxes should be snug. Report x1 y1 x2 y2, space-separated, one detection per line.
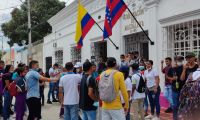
75 4 95 48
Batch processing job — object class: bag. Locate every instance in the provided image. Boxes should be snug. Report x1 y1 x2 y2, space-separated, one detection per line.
8 81 18 97
86 75 99 99
99 70 117 103
178 73 200 120
136 74 146 93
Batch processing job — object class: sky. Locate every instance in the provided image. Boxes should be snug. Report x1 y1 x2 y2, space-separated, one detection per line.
0 0 74 50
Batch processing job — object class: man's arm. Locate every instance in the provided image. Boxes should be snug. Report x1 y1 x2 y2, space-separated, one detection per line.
119 73 129 109
88 87 98 101
59 87 64 105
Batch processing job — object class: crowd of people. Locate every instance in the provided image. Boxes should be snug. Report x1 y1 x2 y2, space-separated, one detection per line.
0 51 199 120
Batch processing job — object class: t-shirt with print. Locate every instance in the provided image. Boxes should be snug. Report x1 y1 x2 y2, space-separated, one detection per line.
120 77 132 103
25 70 40 99
79 74 97 111
59 73 81 105
162 65 172 85
49 68 59 83
144 69 158 88
132 73 145 100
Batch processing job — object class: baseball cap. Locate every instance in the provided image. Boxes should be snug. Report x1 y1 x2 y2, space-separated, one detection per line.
74 62 82 68
185 52 196 58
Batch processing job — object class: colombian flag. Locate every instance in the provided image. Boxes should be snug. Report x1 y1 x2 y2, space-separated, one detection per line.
75 3 95 48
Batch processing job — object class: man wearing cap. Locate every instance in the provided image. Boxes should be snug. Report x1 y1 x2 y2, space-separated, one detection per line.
180 52 198 82
167 55 184 120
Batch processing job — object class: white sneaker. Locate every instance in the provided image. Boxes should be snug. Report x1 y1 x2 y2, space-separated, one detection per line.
145 114 154 119
152 117 160 120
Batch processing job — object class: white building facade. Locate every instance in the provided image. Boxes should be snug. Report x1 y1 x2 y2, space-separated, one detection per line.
43 0 200 89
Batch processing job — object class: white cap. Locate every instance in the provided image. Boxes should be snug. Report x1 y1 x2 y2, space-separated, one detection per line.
74 62 82 68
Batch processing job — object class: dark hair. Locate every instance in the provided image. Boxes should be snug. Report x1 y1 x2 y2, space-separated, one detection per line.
134 51 139 55
147 60 153 65
29 60 38 68
106 57 116 68
119 66 129 79
17 67 26 75
0 60 4 64
131 63 139 70
65 62 74 71
4 64 13 73
165 57 172 61
83 61 92 72
53 63 59 67
37 68 42 73
91 62 96 66
129 51 134 54
120 54 125 57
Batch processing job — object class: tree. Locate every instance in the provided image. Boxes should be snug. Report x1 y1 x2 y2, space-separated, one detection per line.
1 0 65 46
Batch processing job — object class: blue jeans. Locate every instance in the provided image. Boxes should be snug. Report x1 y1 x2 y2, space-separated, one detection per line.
48 83 55 100
164 85 173 108
64 104 79 120
148 86 161 116
144 93 149 113
82 110 96 120
3 90 12 120
172 91 180 120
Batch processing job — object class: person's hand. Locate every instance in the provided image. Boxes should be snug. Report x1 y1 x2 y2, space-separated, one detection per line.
183 63 189 69
161 60 164 65
172 76 178 81
124 108 128 116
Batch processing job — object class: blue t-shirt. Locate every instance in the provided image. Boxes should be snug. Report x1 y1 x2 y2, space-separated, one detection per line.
25 69 40 99
12 72 19 81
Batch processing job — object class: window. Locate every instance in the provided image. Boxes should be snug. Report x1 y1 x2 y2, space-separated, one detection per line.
55 50 63 66
70 47 81 64
163 19 200 58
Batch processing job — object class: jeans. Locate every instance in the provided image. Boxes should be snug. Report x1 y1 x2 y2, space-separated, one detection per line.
147 86 161 116
48 83 55 101
102 109 125 120
3 90 12 120
26 97 41 120
64 104 79 120
164 85 173 108
144 93 148 113
132 99 144 120
172 91 180 120
82 110 97 120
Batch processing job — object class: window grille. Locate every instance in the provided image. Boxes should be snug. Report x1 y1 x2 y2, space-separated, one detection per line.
163 19 200 58
70 47 81 64
55 50 63 66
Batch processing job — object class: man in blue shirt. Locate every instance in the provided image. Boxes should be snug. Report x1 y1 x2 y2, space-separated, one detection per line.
26 60 59 120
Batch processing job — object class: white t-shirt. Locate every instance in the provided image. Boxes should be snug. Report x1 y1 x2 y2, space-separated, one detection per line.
59 74 81 105
144 69 158 88
131 73 145 100
120 77 132 103
192 68 200 80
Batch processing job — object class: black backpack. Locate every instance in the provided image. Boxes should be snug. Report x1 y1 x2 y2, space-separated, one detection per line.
136 74 146 93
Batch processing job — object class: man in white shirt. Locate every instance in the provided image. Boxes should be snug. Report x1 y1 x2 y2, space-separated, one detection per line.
131 63 145 120
59 62 81 120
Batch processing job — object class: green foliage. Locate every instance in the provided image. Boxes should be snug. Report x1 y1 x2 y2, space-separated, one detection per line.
1 0 65 46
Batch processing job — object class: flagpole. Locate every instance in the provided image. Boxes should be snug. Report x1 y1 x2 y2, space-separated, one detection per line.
126 6 154 45
94 22 119 50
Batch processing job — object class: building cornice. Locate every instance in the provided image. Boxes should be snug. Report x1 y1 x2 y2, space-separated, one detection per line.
144 0 160 7
159 8 200 25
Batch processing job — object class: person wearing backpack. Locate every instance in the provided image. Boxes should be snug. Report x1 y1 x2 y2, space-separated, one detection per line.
99 57 129 120
144 60 160 120
2 65 14 120
79 61 99 120
177 52 200 120
131 63 145 120
15 66 27 120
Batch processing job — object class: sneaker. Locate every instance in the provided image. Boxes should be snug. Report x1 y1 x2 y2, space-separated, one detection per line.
145 114 154 119
47 100 52 104
165 107 173 113
52 99 59 102
152 117 160 120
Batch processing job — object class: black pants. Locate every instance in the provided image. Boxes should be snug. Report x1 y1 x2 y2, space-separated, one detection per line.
0 94 2 115
26 97 41 120
40 86 44 105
